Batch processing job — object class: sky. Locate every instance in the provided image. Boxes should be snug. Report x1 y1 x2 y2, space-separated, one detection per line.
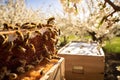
26 0 64 16
25 0 91 20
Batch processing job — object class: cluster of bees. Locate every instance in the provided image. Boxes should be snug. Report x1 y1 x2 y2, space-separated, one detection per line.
0 17 60 80
1 17 56 31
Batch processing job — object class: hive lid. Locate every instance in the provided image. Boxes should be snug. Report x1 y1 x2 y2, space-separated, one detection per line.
58 41 104 56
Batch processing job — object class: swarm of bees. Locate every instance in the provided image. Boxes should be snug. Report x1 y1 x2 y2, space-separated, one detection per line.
0 17 60 80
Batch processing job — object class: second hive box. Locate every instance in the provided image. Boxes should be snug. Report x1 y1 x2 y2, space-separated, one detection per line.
58 41 105 80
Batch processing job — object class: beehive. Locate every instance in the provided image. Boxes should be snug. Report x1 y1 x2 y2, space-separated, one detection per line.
0 22 60 80
58 41 105 80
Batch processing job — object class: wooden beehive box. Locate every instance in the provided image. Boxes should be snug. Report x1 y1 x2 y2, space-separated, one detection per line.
40 57 65 80
58 41 105 80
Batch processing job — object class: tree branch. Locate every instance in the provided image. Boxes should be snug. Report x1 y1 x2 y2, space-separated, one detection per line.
105 0 120 11
106 10 116 19
101 0 120 24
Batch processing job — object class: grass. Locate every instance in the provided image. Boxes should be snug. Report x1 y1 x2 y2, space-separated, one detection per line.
103 37 120 53
58 34 80 47
58 34 91 47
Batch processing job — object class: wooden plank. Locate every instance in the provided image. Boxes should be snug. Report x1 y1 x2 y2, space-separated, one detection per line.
40 57 65 80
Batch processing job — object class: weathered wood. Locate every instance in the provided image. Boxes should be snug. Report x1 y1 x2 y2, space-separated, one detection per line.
40 57 65 80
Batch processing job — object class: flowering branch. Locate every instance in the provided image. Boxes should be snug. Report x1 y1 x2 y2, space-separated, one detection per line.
104 0 120 18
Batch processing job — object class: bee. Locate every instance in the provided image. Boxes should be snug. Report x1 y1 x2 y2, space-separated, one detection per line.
9 25 14 30
35 30 42 36
41 24 45 27
52 55 60 59
29 24 37 29
31 22 36 25
3 23 9 30
53 30 58 36
16 31 24 41
22 22 29 26
18 46 26 53
14 27 19 30
50 38 56 43
33 58 41 65
19 59 27 67
15 23 21 27
37 23 43 28
15 23 21 30
24 31 30 46
42 44 52 59
45 34 49 41
0 66 8 79
29 44 36 54
39 54 44 63
35 30 40 33
47 27 52 31
25 65 34 71
3 23 14 30
47 28 54 36
0 66 8 74
3 23 11 30
0 34 8 47
47 17 55 25
21 22 30 29
43 44 47 50
45 24 53 27
48 55 52 60
4 34 8 42
0 34 5 45
43 34 49 41
8 73 18 80
22 22 36 29
16 66 25 74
